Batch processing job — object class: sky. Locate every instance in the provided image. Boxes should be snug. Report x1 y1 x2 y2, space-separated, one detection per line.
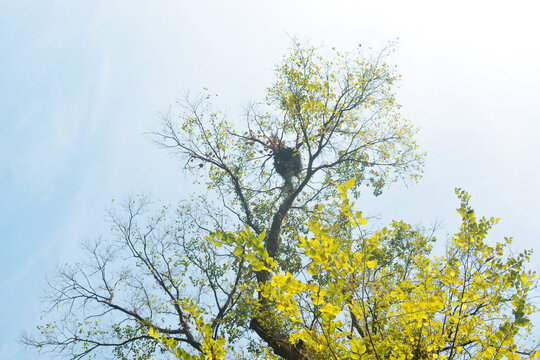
1 1 539 359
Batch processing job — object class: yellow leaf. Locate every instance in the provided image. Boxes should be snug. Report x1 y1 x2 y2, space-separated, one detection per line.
320 303 341 316
366 259 377 268
233 246 243 257
312 294 324 306
345 177 356 189
308 265 319 275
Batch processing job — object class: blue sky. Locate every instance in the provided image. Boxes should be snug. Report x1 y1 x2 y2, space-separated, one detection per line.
1 1 539 359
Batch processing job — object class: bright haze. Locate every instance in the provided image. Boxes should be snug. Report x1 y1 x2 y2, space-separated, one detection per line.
1 1 539 359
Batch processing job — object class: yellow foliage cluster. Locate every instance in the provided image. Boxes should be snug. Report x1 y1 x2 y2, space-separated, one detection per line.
153 181 538 360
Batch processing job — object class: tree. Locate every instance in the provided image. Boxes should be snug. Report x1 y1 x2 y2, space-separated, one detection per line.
24 42 537 360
